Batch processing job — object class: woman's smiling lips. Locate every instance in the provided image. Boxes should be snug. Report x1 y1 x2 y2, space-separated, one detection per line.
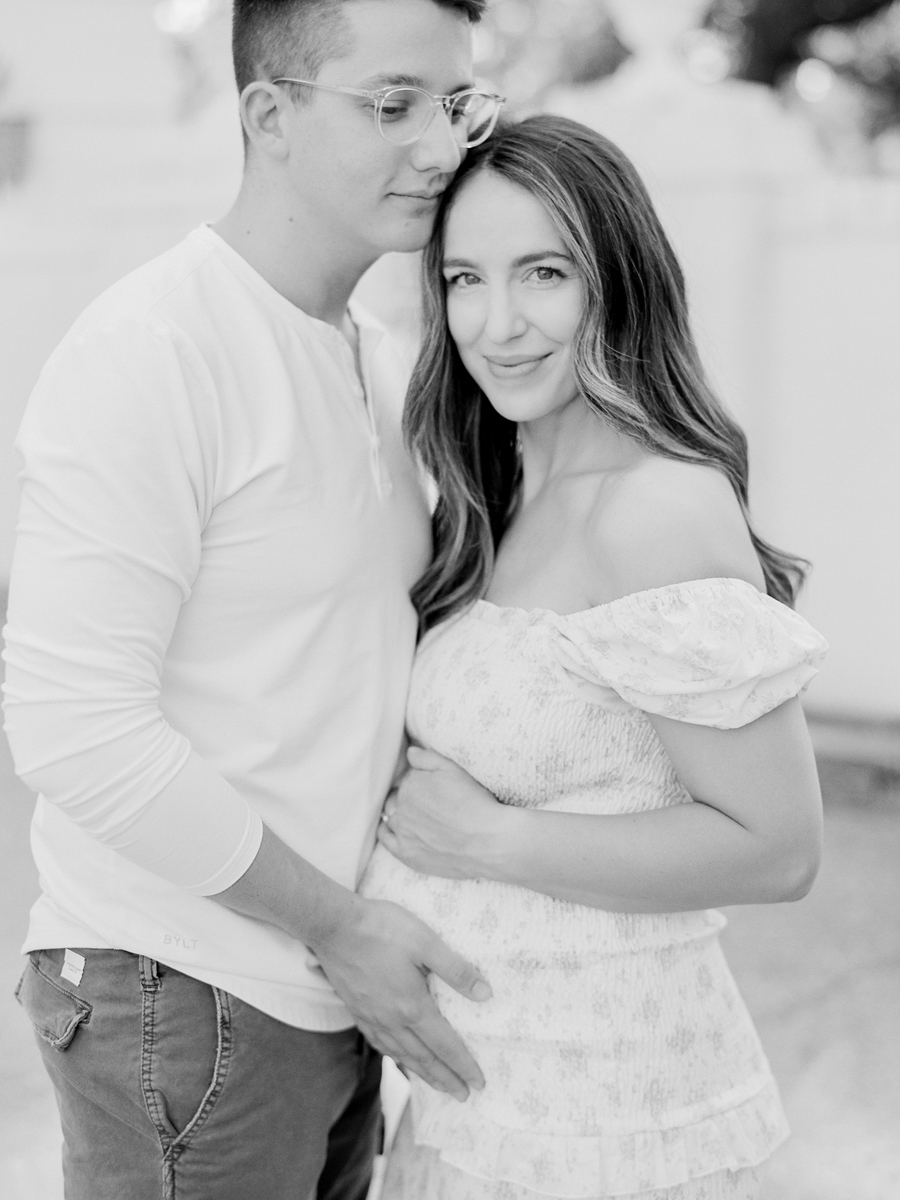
482 352 552 379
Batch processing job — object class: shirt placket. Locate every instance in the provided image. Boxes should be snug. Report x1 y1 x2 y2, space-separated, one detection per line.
336 333 393 502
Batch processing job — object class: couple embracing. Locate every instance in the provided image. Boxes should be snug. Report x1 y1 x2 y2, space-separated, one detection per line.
3 1 827 1198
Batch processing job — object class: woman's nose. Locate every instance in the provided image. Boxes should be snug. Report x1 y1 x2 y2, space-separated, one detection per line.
484 287 528 344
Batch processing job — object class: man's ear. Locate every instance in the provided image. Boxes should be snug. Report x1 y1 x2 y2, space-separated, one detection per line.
239 82 292 161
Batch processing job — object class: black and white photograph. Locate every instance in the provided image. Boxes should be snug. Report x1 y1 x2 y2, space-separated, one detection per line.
1 1 898 1198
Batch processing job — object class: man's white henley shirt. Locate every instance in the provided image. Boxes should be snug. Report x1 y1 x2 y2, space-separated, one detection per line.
2 226 430 1030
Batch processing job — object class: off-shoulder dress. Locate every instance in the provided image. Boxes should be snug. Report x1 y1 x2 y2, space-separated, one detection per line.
360 579 828 1200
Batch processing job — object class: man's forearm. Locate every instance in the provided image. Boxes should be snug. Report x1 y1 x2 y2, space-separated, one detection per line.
212 821 360 951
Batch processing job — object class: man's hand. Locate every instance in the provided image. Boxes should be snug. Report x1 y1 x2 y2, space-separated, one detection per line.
212 822 491 1100
377 746 508 880
312 895 491 1101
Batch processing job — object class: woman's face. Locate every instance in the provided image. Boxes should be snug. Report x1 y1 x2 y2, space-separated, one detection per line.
442 171 584 426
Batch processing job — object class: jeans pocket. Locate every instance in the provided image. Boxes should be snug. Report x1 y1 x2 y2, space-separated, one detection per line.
141 965 232 1148
15 954 92 1050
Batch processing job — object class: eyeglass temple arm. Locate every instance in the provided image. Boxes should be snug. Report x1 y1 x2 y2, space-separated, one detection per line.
274 78 504 106
271 78 375 99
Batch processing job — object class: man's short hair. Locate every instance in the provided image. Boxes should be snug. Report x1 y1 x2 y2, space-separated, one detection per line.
232 0 487 96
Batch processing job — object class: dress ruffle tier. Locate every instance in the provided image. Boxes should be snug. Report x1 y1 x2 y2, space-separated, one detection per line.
411 1075 789 1198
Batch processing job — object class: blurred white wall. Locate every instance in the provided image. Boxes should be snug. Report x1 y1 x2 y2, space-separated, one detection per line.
757 182 900 718
655 174 900 719
0 0 243 584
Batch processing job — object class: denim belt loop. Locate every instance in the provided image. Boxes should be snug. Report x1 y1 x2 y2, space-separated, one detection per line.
138 955 160 993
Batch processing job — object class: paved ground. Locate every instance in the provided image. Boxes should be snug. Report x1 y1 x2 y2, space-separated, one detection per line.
1 733 898 1200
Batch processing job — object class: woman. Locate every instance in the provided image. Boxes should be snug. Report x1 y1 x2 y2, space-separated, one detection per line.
360 115 827 1200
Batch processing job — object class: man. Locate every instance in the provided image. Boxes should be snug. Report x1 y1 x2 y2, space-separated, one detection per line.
2 1 501 1196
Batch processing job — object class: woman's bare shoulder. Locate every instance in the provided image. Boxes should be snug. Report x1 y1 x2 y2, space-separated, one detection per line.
587 456 766 602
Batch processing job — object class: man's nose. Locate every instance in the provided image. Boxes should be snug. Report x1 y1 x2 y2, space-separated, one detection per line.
409 106 464 175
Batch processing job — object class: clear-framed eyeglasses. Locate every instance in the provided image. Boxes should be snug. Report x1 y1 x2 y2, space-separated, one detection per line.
271 78 506 148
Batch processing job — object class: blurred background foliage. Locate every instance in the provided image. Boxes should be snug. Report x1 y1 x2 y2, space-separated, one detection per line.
474 0 900 170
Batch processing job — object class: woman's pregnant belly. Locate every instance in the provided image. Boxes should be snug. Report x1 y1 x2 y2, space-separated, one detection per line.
360 843 770 1133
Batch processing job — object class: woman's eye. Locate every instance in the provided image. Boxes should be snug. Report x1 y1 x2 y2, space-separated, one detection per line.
445 272 481 288
530 266 563 283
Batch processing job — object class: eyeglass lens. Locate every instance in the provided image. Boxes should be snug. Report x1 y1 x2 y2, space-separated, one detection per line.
377 89 499 147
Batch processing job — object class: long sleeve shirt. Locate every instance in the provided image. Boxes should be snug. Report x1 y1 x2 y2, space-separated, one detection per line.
2 226 430 1029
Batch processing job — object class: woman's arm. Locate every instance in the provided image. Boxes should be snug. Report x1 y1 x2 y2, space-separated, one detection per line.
380 463 824 912
379 695 822 912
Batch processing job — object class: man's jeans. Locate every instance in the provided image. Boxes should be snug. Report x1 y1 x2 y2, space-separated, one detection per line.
16 948 383 1200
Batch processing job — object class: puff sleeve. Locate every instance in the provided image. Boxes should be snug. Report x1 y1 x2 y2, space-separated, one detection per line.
550 578 828 729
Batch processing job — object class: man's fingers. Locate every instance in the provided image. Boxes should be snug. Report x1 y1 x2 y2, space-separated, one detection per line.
354 1022 396 1060
359 965 486 1096
411 1010 486 1093
360 1017 471 1100
390 1027 472 1101
406 745 446 770
375 823 398 853
317 900 489 1098
424 938 492 1004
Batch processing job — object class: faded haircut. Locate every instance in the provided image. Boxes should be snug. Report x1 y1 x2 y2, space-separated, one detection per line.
232 0 487 96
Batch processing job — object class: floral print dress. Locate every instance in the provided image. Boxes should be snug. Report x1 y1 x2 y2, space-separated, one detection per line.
360 579 828 1199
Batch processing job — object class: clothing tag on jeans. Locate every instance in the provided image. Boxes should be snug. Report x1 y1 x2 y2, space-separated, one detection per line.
60 950 85 987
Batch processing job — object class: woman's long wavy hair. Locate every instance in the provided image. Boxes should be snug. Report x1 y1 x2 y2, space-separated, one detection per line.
406 114 809 633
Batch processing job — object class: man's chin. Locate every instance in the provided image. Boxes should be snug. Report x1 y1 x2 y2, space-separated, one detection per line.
384 215 438 255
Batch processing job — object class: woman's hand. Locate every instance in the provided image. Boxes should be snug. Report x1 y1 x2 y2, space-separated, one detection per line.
377 747 509 880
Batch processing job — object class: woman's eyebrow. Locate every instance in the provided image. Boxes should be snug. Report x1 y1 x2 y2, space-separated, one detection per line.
443 251 573 270
512 250 573 267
